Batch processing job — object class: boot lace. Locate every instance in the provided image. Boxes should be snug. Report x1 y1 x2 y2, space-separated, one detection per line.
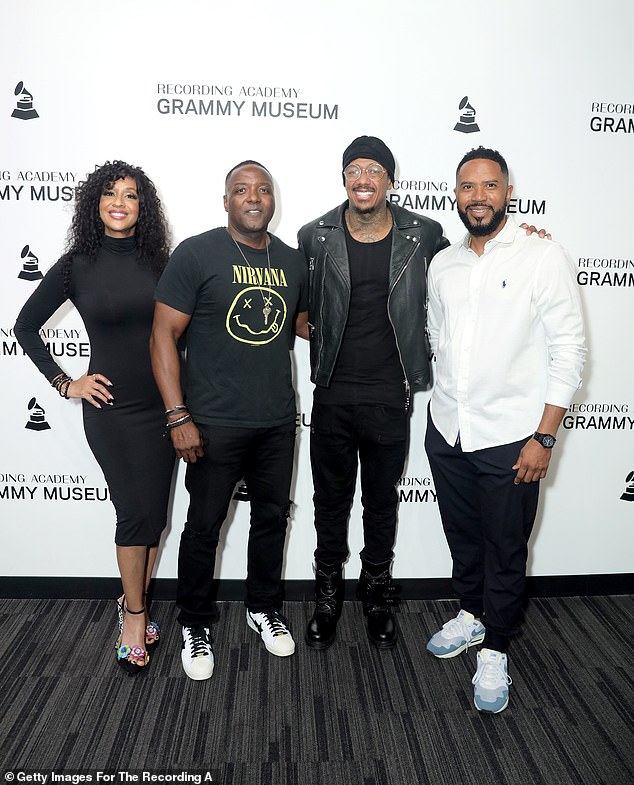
366 572 401 613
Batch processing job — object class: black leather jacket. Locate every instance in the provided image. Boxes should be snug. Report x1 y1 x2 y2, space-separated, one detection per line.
298 201 449 403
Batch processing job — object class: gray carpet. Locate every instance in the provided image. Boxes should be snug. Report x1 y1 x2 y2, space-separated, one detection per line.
1 595 633 785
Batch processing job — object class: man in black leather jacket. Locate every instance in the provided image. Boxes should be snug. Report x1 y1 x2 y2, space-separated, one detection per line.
297 136 449 650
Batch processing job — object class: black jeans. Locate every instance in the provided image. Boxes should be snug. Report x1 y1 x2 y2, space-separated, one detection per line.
176 421 296 626
425 411 539 652
310 402 409 566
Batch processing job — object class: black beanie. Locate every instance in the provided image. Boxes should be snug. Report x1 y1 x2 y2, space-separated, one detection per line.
342 135 395 185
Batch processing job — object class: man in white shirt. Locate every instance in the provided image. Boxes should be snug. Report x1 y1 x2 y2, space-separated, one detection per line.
424 147 586 713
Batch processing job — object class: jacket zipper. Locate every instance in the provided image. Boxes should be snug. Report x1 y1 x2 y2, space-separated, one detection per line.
387 241 418 413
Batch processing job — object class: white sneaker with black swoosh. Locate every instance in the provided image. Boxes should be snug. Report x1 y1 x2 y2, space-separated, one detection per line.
247 609 295 657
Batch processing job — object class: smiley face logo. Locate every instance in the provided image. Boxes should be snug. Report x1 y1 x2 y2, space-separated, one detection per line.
226 287 287 345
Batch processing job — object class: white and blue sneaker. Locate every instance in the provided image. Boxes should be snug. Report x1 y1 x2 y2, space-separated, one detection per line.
247 609 295 657
472 648 512 713
181 625 214 680
426 609 485 658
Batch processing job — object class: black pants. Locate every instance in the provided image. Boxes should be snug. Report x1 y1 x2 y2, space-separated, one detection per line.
310 402 409 566
425 411 539 652
176 421 296 626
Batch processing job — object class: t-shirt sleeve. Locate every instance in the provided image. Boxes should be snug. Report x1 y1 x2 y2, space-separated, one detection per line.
14 261 69 381
154 240 201 315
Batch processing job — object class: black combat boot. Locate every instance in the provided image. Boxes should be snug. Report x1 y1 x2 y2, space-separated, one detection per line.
356 561 399 649
305 563 344 649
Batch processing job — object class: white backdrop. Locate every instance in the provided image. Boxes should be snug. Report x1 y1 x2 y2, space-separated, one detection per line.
1 0 633 582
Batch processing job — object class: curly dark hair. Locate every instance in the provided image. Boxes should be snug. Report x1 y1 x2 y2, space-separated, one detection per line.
60 161 170 295
456 146 509 180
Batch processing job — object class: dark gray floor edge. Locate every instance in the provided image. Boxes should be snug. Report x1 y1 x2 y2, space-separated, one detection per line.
1 572 632 600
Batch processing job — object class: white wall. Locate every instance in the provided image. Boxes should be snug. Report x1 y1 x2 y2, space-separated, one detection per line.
1 0 633 580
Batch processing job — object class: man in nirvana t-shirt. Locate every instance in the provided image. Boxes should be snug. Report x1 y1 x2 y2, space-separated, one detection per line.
151 161 308 681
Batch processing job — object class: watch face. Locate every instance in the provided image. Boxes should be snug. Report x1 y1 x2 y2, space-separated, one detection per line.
539 434 555 448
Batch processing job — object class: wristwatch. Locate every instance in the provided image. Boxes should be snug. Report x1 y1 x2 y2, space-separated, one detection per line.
533 432 556 448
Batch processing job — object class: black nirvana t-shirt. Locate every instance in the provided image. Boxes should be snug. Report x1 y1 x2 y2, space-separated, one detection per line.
155 227 307 427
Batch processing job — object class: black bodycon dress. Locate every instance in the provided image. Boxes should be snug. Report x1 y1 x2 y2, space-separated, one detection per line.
14 235 175 546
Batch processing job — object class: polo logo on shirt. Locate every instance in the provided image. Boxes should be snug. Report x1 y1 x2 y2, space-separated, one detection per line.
502 280 507 288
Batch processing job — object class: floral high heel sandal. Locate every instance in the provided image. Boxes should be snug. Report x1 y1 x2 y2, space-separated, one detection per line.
117 595 160 648
115 605 150 675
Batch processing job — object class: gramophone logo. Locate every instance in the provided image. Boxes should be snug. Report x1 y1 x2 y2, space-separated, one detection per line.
11 81 39 120
18 244 43 281
25 397 51 431
620 471 634 502
454 96 480 133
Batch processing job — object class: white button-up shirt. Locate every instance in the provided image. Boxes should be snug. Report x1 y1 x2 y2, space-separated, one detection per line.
427 218 586 452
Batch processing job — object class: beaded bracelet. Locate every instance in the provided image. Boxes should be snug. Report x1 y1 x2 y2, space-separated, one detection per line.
51 373 73 398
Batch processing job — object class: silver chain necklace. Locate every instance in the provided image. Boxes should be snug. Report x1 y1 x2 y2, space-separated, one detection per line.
232 236 273 324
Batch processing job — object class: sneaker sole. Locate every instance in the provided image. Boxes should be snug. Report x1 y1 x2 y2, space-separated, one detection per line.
247 615 295 657
181 654 214 681
427 630 486 659
473 694 509 714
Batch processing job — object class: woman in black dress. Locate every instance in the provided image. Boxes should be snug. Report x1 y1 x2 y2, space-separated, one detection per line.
15 161 175 674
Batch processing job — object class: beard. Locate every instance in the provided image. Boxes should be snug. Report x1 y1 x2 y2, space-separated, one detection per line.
351 204 379 216
348 186 384 216
457 202 507 237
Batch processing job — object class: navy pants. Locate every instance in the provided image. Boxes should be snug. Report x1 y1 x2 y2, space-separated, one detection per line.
176 421 296 626
425 411 539 652
310 402 409 567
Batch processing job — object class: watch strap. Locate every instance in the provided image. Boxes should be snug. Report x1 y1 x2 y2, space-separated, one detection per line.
533 431 556 448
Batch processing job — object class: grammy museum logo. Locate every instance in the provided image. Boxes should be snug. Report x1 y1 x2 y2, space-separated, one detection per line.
453 96 480 134
621 472 634 503
17 244 43 281
11 81 39 120
398 476 437 504
156 82 339 120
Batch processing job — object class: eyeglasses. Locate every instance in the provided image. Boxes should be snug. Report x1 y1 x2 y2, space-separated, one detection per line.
343 164 387 182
